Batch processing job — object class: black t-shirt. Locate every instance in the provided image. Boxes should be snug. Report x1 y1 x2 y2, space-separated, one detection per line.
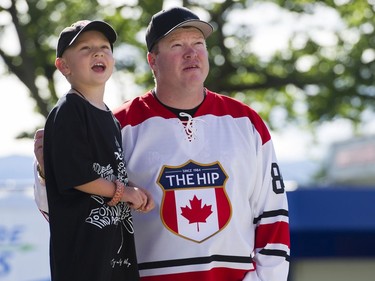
44 93 139 281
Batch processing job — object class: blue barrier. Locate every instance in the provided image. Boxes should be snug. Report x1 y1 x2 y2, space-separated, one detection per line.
287 187 375 258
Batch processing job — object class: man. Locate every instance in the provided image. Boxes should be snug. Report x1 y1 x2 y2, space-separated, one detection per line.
35 6 290 281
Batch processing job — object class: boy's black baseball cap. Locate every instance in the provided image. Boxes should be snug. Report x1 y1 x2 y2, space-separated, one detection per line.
56 20 117 58
145 7 213 52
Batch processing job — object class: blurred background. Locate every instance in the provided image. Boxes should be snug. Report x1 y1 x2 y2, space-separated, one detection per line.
1 0 375 280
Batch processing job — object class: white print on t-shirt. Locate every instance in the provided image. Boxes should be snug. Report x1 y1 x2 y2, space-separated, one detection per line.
85 195 134 233
92 163 116 182
110 257 131 268
113 137 128 185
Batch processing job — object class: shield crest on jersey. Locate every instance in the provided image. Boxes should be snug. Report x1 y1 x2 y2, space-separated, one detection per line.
158 160 232 243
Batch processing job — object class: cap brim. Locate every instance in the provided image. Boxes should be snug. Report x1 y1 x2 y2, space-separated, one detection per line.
176 20 213 39
69 21 117 47
153 19 213 49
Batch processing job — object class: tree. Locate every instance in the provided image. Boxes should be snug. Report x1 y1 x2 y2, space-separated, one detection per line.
273 0 375 131
1 0 374 138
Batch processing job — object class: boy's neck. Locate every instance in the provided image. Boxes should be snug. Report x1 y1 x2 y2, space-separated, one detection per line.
70 87 106 110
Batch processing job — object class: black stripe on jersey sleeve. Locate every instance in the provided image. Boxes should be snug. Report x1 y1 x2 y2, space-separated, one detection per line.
138 255 253 270
259 249 290 262
253 209 289 224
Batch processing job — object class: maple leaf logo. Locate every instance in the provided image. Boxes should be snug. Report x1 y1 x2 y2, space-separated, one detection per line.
180 195 213 232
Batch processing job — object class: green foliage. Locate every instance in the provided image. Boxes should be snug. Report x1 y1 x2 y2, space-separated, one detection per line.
1 0 375 137
271 0 375 130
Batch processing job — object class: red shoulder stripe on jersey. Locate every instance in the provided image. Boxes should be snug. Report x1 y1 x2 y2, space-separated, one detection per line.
199 90 271 145
113 91 169 128
113 90 271 145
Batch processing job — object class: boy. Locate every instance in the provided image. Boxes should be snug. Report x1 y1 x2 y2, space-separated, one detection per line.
43 20 152 281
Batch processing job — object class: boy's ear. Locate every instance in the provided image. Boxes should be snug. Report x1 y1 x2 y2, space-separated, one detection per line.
55 57 70 76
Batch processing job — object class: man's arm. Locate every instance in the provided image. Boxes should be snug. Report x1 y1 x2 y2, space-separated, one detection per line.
33 158 49 221
249 139 290 281
34 128 45 178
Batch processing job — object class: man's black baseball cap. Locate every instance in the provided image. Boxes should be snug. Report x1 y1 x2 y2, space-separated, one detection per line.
56 20 117 58
145 7 213 52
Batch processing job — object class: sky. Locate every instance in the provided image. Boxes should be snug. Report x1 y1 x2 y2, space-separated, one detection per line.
1 1 374 164
0 73 126 158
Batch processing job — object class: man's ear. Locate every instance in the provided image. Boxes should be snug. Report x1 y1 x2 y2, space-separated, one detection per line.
147 52 156 71
55 57 70 76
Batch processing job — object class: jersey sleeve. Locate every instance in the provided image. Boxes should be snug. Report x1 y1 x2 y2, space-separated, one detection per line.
247 133 290 281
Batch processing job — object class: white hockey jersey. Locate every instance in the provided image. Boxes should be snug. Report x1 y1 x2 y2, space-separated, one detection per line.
113 89 290 281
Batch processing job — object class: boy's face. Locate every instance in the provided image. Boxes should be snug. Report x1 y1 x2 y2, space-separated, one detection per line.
56 30 115 87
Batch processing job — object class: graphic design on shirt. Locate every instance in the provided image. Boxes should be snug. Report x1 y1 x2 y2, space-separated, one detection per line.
114 137 129 185
158 160 232 243
110 257 132 268
85 196 133 232
87 154 134 230
92 163 116 182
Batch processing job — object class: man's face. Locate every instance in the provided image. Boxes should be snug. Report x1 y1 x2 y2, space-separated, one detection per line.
149 27 209 89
